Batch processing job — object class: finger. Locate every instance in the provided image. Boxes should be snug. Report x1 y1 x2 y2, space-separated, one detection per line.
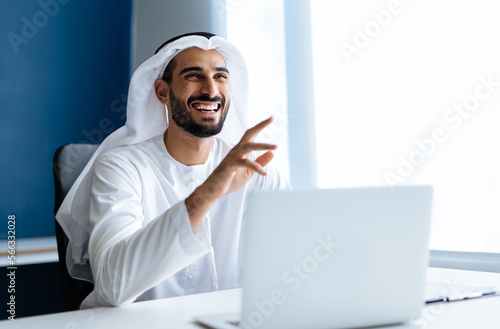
239 142 277 154
238 158 268 176
255 151 274 168
241 116 274 142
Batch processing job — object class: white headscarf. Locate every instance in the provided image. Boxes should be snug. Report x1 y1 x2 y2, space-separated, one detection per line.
56 33 250 282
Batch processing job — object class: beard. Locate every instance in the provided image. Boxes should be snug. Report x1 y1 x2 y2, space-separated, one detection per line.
168 89 230 138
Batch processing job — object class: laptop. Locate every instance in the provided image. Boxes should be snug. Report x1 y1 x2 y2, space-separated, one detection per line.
195 186 433 329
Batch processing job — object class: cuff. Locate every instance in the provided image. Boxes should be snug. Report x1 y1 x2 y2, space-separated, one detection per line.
171 200 211 253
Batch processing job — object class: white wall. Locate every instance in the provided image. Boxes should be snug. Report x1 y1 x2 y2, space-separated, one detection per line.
132 0 227 70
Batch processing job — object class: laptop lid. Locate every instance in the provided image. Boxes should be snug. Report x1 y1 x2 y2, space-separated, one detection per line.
239 186 433 329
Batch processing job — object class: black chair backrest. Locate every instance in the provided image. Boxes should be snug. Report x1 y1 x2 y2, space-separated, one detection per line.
53 144 98 311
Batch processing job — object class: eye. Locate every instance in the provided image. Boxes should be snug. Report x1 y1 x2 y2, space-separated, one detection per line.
185 73 201 79
215 73 228 80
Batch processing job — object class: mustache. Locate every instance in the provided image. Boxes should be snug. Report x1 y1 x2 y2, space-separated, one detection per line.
188 95 224 105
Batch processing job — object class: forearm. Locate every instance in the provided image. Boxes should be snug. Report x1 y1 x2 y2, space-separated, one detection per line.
89 201 210 307
185 179 221 230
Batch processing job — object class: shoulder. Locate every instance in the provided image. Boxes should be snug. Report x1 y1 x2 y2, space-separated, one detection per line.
90 139 162 189
94 136 162 170
251 165 291 191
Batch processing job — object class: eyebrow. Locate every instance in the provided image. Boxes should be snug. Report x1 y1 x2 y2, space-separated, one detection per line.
179 66 229 76
215 67 229 74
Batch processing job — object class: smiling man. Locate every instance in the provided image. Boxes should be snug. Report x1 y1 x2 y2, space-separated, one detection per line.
56 32 289 309
159 47 231 139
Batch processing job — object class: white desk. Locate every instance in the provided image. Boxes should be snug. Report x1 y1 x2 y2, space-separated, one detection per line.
2 268 499 329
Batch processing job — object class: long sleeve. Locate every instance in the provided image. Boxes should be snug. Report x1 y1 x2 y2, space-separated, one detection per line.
250 161 292 192
83 153 210 308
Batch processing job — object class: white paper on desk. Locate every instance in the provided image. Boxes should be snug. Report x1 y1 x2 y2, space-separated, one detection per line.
425 282 495 301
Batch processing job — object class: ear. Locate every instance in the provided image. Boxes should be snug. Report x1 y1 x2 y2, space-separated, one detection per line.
154 78 170 105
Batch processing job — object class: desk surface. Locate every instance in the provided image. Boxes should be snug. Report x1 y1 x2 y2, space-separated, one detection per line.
2 268 499 329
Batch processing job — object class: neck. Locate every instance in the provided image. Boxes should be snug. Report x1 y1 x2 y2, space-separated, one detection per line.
163 124 213 166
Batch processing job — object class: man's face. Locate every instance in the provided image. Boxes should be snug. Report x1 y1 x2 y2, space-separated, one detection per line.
165 47 231 138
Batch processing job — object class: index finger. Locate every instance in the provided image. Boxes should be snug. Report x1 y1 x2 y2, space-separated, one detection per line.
241 116 274 143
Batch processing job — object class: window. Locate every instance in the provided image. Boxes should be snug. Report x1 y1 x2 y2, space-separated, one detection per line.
310 0 500 253
226 0 290 180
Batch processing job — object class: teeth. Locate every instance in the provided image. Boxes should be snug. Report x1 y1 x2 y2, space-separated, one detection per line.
194 104 218 110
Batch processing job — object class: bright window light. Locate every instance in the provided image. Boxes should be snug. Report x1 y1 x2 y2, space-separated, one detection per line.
226 0 290 180
311 0 500 253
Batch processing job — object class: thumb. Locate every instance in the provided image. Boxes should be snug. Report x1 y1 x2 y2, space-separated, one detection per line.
255 151 274 168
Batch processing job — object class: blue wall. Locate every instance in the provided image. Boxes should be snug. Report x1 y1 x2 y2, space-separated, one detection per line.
0 0 132 238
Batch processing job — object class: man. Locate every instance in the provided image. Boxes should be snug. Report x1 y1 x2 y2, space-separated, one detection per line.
56 32 289 309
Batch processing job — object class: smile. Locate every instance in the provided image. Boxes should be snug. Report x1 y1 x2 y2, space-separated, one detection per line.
191 102 221 113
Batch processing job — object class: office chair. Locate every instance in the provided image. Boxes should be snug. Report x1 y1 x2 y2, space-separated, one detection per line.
53 144 98 311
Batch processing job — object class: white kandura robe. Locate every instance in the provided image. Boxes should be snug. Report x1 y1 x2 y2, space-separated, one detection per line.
80 134 289 309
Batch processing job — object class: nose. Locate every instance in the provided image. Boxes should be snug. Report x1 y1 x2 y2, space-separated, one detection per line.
200 77 218 98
